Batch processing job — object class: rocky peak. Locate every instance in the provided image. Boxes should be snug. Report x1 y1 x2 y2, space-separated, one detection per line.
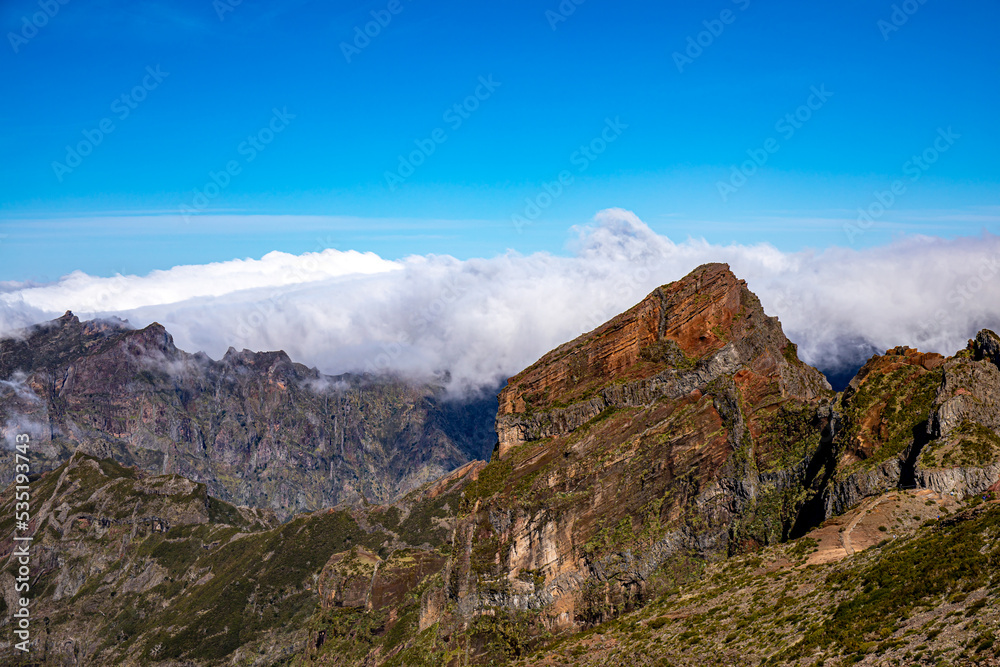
0 310 131 378
453 265 837 635
120 322 177 356
496 262 830 456
0 314 498 518
57 309 80 326
971 329 1000 369
827 332 1000 515
222 347 294 369
845 346 946 397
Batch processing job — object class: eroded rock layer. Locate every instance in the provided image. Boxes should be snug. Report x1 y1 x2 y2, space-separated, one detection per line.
453 263 836 630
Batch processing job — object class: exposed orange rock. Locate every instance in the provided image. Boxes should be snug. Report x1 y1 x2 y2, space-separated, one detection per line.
496 263 830 458
452 263 835 631
499 263 742 419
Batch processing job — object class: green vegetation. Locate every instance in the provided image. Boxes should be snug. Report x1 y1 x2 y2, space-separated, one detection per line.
470 610 539 661
462 458 513 505
787 536 819 560
729 483 808 553
784 505 1000 662
782 342 804 366
922 420 1000 468
753 401 822 473
639 339 696 370
838 365 943 474
139 509 376 662
513 504 1000 666
0 452 467 666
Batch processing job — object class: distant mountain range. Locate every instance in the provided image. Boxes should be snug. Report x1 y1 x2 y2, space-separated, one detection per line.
1 263 998 665
0 311 496 519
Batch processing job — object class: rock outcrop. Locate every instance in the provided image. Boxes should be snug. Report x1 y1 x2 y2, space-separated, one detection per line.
826 330 1000 512
496 263 831 456
440 264 836 632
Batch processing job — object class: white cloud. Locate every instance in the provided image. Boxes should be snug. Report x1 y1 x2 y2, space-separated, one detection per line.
1 373 47 451
2 209 999 394
0 248 399 313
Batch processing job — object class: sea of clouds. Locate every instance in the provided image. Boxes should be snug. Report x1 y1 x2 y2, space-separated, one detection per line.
2 208 999 395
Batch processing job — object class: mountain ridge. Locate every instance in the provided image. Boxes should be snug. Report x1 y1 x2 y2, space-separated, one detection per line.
0 310 497 519
2 263 1000 665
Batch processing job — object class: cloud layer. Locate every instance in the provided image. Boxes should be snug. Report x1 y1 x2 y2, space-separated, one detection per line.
3 209 999 394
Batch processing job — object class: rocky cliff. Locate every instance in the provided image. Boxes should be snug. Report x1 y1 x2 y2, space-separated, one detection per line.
0 450 476 665
824 329 1000 515
440 263 836 634
0 312 496 519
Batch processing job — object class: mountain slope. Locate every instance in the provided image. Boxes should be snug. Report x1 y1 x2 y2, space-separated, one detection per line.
4 264 1000 666
515 496 1000 666
0 450 478 665
825 330 1000 516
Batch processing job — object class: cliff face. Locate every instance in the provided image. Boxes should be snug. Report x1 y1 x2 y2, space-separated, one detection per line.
825 329 1000 514
496 263 830 457
444 264 836 631
0 312 496 519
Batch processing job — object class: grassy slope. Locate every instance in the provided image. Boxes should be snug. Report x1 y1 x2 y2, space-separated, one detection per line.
0 453 464 665
514 499 1000 667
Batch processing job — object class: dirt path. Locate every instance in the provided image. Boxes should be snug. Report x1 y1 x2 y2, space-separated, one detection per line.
841 493 890 556
803 488 958 566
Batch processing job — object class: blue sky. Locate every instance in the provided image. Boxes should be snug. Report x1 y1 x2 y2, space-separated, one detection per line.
1 0 998 282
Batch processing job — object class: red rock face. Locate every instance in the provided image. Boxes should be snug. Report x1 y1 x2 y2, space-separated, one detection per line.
834 346 947 466
498 263 745 420
496 263 830 457
456 263 834 631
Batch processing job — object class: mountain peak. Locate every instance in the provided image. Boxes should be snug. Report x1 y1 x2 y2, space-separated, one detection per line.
972 328 1000 369
121 321 177 355
222 347 293 368
496 262 826 449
